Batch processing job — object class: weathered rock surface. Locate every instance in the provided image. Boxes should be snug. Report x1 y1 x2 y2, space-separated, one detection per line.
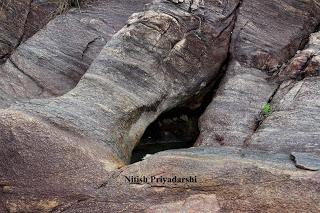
197 61 277 147
248 76 320 155
1 0 320 212
0 0 151 108
3 147 317 212
0 0 56 61
231 0 320 70
278 32 320 81
92 147 320 212
291 152 320 171
244 32 320 157
197 0 320 148
0 0 238 210
0 0 31 60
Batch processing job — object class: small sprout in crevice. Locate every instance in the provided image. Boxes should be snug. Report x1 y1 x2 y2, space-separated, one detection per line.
262 103 272 116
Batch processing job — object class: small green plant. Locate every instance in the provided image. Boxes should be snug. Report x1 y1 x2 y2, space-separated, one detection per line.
262 103 272 116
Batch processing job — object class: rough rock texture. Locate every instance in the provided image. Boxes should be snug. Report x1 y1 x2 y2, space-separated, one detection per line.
197 61 278 146
88 147 320 212
3 147 318 212
0 0 151 108
291 152 320 171
231 0 320 70
1 0 238 164
0 0 31 60
278 32 320 81
248 77 320 155
246 32 320 157
2 0 320 212
197 0 320 148
22 0 58 42
0 1 238 210
0 0 56 61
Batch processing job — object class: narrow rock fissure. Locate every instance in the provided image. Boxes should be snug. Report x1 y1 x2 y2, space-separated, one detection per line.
243 82 280 147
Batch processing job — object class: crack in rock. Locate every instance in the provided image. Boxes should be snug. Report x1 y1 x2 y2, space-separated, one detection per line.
291 152 320 171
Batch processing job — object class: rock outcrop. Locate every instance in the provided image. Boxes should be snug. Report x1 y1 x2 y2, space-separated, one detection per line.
197 0 320 148
0 0 239 211
0 0 151 108
4 147 319 212
248 32 320 156
1 0 320 212
279 32 320 81
0 0 56 61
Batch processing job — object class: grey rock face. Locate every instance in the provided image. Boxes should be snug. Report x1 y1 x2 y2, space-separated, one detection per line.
291 152 320 171
231 0 320 70
0 0 151 108
2 0 320 212
246 32 320 156
0 0 238 191
0 0 56 61
31 147 320 212
197 0 320 148
196 61 277 147
249 77 320 155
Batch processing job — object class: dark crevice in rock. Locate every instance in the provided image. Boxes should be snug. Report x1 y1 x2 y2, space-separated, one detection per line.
130 1 240 161
290 152 320 171
243 27 320 148
0 54 9 64
81 36 102 59
276 27 320 82
0 1 30 63
130 108 199 163
130 60 229 164
243 82 280 148
1 0 33 63
16 1 32 50
281 53 320 82
1 0 57 63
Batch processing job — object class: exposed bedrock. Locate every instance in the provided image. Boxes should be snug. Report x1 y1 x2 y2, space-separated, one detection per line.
197 0 320 148
197 61 278 147
0 0 238 202
248 32 320 157
0 0 56 61
278 32 320 81
1 0 320 212
231 0 320 71
9 147 317 212
0 0 151 108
